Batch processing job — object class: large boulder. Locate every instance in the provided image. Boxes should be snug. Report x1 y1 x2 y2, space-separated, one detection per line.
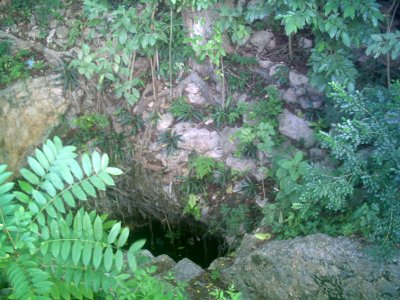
220 234 400 300
0 76 68 172
278 109 315 147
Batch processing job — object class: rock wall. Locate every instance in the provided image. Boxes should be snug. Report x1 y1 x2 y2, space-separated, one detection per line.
218 234 400 300
0 76 68 172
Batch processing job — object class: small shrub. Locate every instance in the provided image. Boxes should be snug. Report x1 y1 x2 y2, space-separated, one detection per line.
183 194 202 221
239 176 260 197
170 97 203 122
189 155 216 180
158 131 183 156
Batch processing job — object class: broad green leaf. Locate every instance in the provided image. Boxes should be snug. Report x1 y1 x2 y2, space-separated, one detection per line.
62 190 76 208
114 250 123 272
13 191 30 204
50 219 60 238
46 204 57 218
83 213 94 239
119 29 128 44
41 181 56 197
59 219 70 239
42 144 55 164
70 160 83 181
71 184 87 201
294 151 303 163
108 222 121 244
101 154 109 170
35 149 50 170
82 242 93 267
81 181 96 197
93 244 103 270
28 157 46 177
104 246 113 272
0 182 14 195
61 166 74 185
42 225 50 240
51 240 61 258
20 169 40 185
37 212 46 226
127 248 137 272
92 152 101 174
298 162 308 176
98 172 115 186
82 154 92 177
105 167 123 176
117 227 129 248
61 240 71 261
89 176 106 190
0 171 12 185
129 239 146 253
73 212 83 238
40 242 49 255
18 180 33 194
93 216 103 242
32 190 47 205
72 241 82 265
53 196 66 213
28 201 39 213
49 173 64 190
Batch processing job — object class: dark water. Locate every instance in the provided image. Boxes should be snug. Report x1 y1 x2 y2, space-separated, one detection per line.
128 217 227 268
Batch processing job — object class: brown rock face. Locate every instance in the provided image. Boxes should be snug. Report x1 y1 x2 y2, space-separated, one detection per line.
0 76 68 172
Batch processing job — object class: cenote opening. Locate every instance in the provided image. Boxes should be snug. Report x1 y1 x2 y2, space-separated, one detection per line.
127 216 227 268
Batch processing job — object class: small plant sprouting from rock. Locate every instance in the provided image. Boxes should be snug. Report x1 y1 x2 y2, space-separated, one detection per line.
158 130 183 156
170 96 203 122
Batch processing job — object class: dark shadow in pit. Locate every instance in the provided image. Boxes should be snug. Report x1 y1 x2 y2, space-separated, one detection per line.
128 216 227 268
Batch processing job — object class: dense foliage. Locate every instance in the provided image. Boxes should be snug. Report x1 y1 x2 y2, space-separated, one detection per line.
264 82 400 246
0 137 186 299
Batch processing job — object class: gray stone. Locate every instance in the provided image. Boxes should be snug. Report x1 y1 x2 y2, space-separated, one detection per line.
257 58 274 70
0 76 68 173
282 88 297 104
278 109 315 147
172 258 204 282
27 26 41 40
269 64 285 77
298 37 313 49
156 113 174 131
289 71 308 86
220 234 400 300
250 30 276 51
174 122 220 154
225 156 256 173
299 97 313 109
309 148 325 161
56 25 69 39
184 82 207 105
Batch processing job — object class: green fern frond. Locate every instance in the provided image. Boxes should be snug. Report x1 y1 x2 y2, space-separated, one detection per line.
7 255 53 300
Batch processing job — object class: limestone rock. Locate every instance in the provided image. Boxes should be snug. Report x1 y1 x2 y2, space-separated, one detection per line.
0 76 68 172
56 25 69 39
172 258 204 282
220 234 400 300
282 88 297 104
289 71 308 86
156 113 174 132
174 122 220 154
225 156 256 173
257 58 274 70
250 30 276 51
184 82 207 105
278 109 314 147
298 37 313 49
